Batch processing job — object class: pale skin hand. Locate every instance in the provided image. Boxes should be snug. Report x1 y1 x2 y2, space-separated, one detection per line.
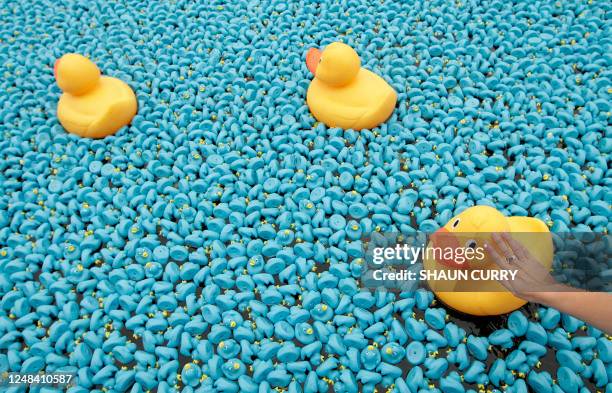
485 232 612 334
484 232 561 301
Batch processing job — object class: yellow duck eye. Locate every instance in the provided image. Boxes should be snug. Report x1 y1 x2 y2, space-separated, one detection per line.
452 219 460 228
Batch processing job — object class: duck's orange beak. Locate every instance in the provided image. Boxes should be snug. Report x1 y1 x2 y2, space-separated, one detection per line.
306 48 322 76
430 227 468 269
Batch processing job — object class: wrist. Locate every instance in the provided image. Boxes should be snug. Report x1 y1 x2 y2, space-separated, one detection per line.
526 284 571 306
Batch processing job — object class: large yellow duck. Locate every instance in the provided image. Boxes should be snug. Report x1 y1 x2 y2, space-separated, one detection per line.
305 42 397 130
54 54 137 138
424 206 553 316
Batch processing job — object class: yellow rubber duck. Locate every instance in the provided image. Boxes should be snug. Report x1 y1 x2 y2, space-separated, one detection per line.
305 42 397 130
424 205 553 316
54 54 137 138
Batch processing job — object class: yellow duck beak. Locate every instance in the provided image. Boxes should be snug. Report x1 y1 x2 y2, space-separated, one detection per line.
306 48 322 75
430 227 467 269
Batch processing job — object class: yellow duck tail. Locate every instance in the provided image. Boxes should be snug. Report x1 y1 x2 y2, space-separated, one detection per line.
87 98 137 139
357 88 397 129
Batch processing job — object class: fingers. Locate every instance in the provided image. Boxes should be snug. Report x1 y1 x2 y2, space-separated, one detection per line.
500 234 556 284
485 240 510 270
497 278 516 293
501 232 529 261
485 236 529 298
492 232 514 262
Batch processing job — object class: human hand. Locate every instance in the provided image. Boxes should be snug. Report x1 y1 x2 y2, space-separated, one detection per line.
484 232 565 303
487 233 612 333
